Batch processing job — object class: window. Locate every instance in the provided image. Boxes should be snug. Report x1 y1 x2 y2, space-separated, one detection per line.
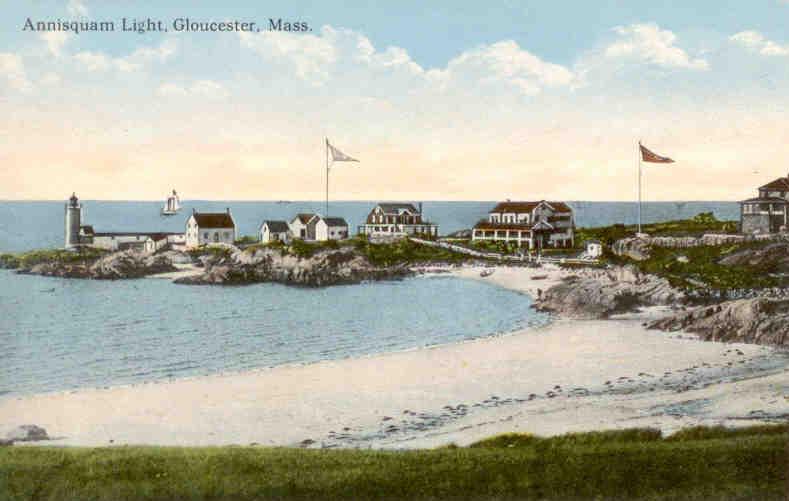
203 232 209 239
224 232 230 239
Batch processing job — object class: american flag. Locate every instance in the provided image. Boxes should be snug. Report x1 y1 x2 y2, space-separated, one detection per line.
639 143 674 163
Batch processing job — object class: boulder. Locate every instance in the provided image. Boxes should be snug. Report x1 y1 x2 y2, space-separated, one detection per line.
648 297 789 346
6 424 49 442
611 238 652 261
534 265 686 319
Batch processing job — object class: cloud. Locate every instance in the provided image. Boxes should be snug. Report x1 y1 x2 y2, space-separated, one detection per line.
239 28 337 83
40 31 71 58
730 30 789 56
157 80 228 99
240 26 571 96
0 52 32 92
67 0 89 17
603 23 708 70
73 39 177 73
430 40 574 95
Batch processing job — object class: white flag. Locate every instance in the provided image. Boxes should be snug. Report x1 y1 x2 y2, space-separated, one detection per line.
327 139 359 163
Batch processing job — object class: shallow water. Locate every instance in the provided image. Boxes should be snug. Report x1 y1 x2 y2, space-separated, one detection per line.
0 271 549 395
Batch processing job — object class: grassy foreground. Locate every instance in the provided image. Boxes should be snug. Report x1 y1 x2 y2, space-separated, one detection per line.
1 425 786 500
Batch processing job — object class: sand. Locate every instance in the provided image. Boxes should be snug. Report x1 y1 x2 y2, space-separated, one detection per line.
1 265 787 448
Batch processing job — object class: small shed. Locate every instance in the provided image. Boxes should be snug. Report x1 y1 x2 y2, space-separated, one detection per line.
585 239 603 258
260 220 291 243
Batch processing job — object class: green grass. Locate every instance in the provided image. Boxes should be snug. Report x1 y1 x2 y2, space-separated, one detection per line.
0 247 108 270
613 242 781 290
354 236 470 266
1 425 786 500
575 212 737 249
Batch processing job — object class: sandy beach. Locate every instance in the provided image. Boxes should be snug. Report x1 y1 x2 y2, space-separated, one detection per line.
1 265 787 448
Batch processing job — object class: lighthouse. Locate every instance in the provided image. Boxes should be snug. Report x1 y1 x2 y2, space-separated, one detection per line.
64 192 81 250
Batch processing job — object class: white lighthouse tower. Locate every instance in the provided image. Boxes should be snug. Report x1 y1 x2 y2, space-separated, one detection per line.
64 192 81 250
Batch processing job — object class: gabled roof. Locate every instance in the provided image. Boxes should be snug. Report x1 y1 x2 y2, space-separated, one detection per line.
489 200 572 214
291 213 316 225
192 212 235 228
377 203 419 215
759 177 789 191
262 220 290 233
322 217 348 227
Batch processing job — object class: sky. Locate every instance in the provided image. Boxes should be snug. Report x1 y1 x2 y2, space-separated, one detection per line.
2 0 789 201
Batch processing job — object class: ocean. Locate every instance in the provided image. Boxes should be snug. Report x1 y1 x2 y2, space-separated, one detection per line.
0 272 548 396
0 200 739 396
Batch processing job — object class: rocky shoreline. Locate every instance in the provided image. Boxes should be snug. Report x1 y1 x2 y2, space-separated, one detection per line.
3 244 415 287
5 241 789 346
532 263 789 347
173 245 413 287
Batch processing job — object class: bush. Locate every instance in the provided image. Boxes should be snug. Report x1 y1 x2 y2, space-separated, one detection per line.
234 235 258 245
288 239 317 258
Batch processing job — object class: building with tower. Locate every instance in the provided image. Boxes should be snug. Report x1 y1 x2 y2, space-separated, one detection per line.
63 193 185 251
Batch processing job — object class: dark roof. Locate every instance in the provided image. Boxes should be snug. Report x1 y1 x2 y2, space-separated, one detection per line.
377 203 419 214
193 213 235 228
262 220 290 232
293 213 315 224
740 197 788 203
323 217 348 227
759 177 789 191
489 201 573 214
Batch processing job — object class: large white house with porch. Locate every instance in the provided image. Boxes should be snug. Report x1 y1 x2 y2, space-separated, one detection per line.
185 209 237 248
358 203 439 237
472 200 575 249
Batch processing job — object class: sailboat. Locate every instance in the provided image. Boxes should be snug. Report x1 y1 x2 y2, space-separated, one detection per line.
161 190 181 216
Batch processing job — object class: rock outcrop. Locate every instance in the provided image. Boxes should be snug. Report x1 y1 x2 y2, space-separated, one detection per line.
175 246 411 287
718 242 789 272
647 298 789 346
534 265 686 319
21 250 179 279
612 233 789 261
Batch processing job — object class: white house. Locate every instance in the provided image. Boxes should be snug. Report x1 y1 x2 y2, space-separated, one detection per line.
358 203 439 237
259 220 291 243
185 208 237 248
306 215 349 241
472 200 575 249
288 213 315 240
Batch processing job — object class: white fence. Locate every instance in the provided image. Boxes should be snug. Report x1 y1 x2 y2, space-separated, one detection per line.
408 237 600 265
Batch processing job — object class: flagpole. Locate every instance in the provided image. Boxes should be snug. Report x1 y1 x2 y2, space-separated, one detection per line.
637 140 642 235
325 138 329 218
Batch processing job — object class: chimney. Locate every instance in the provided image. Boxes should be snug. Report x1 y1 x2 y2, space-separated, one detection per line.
418 202 423 214
226 207 231 215
192 208 197 215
